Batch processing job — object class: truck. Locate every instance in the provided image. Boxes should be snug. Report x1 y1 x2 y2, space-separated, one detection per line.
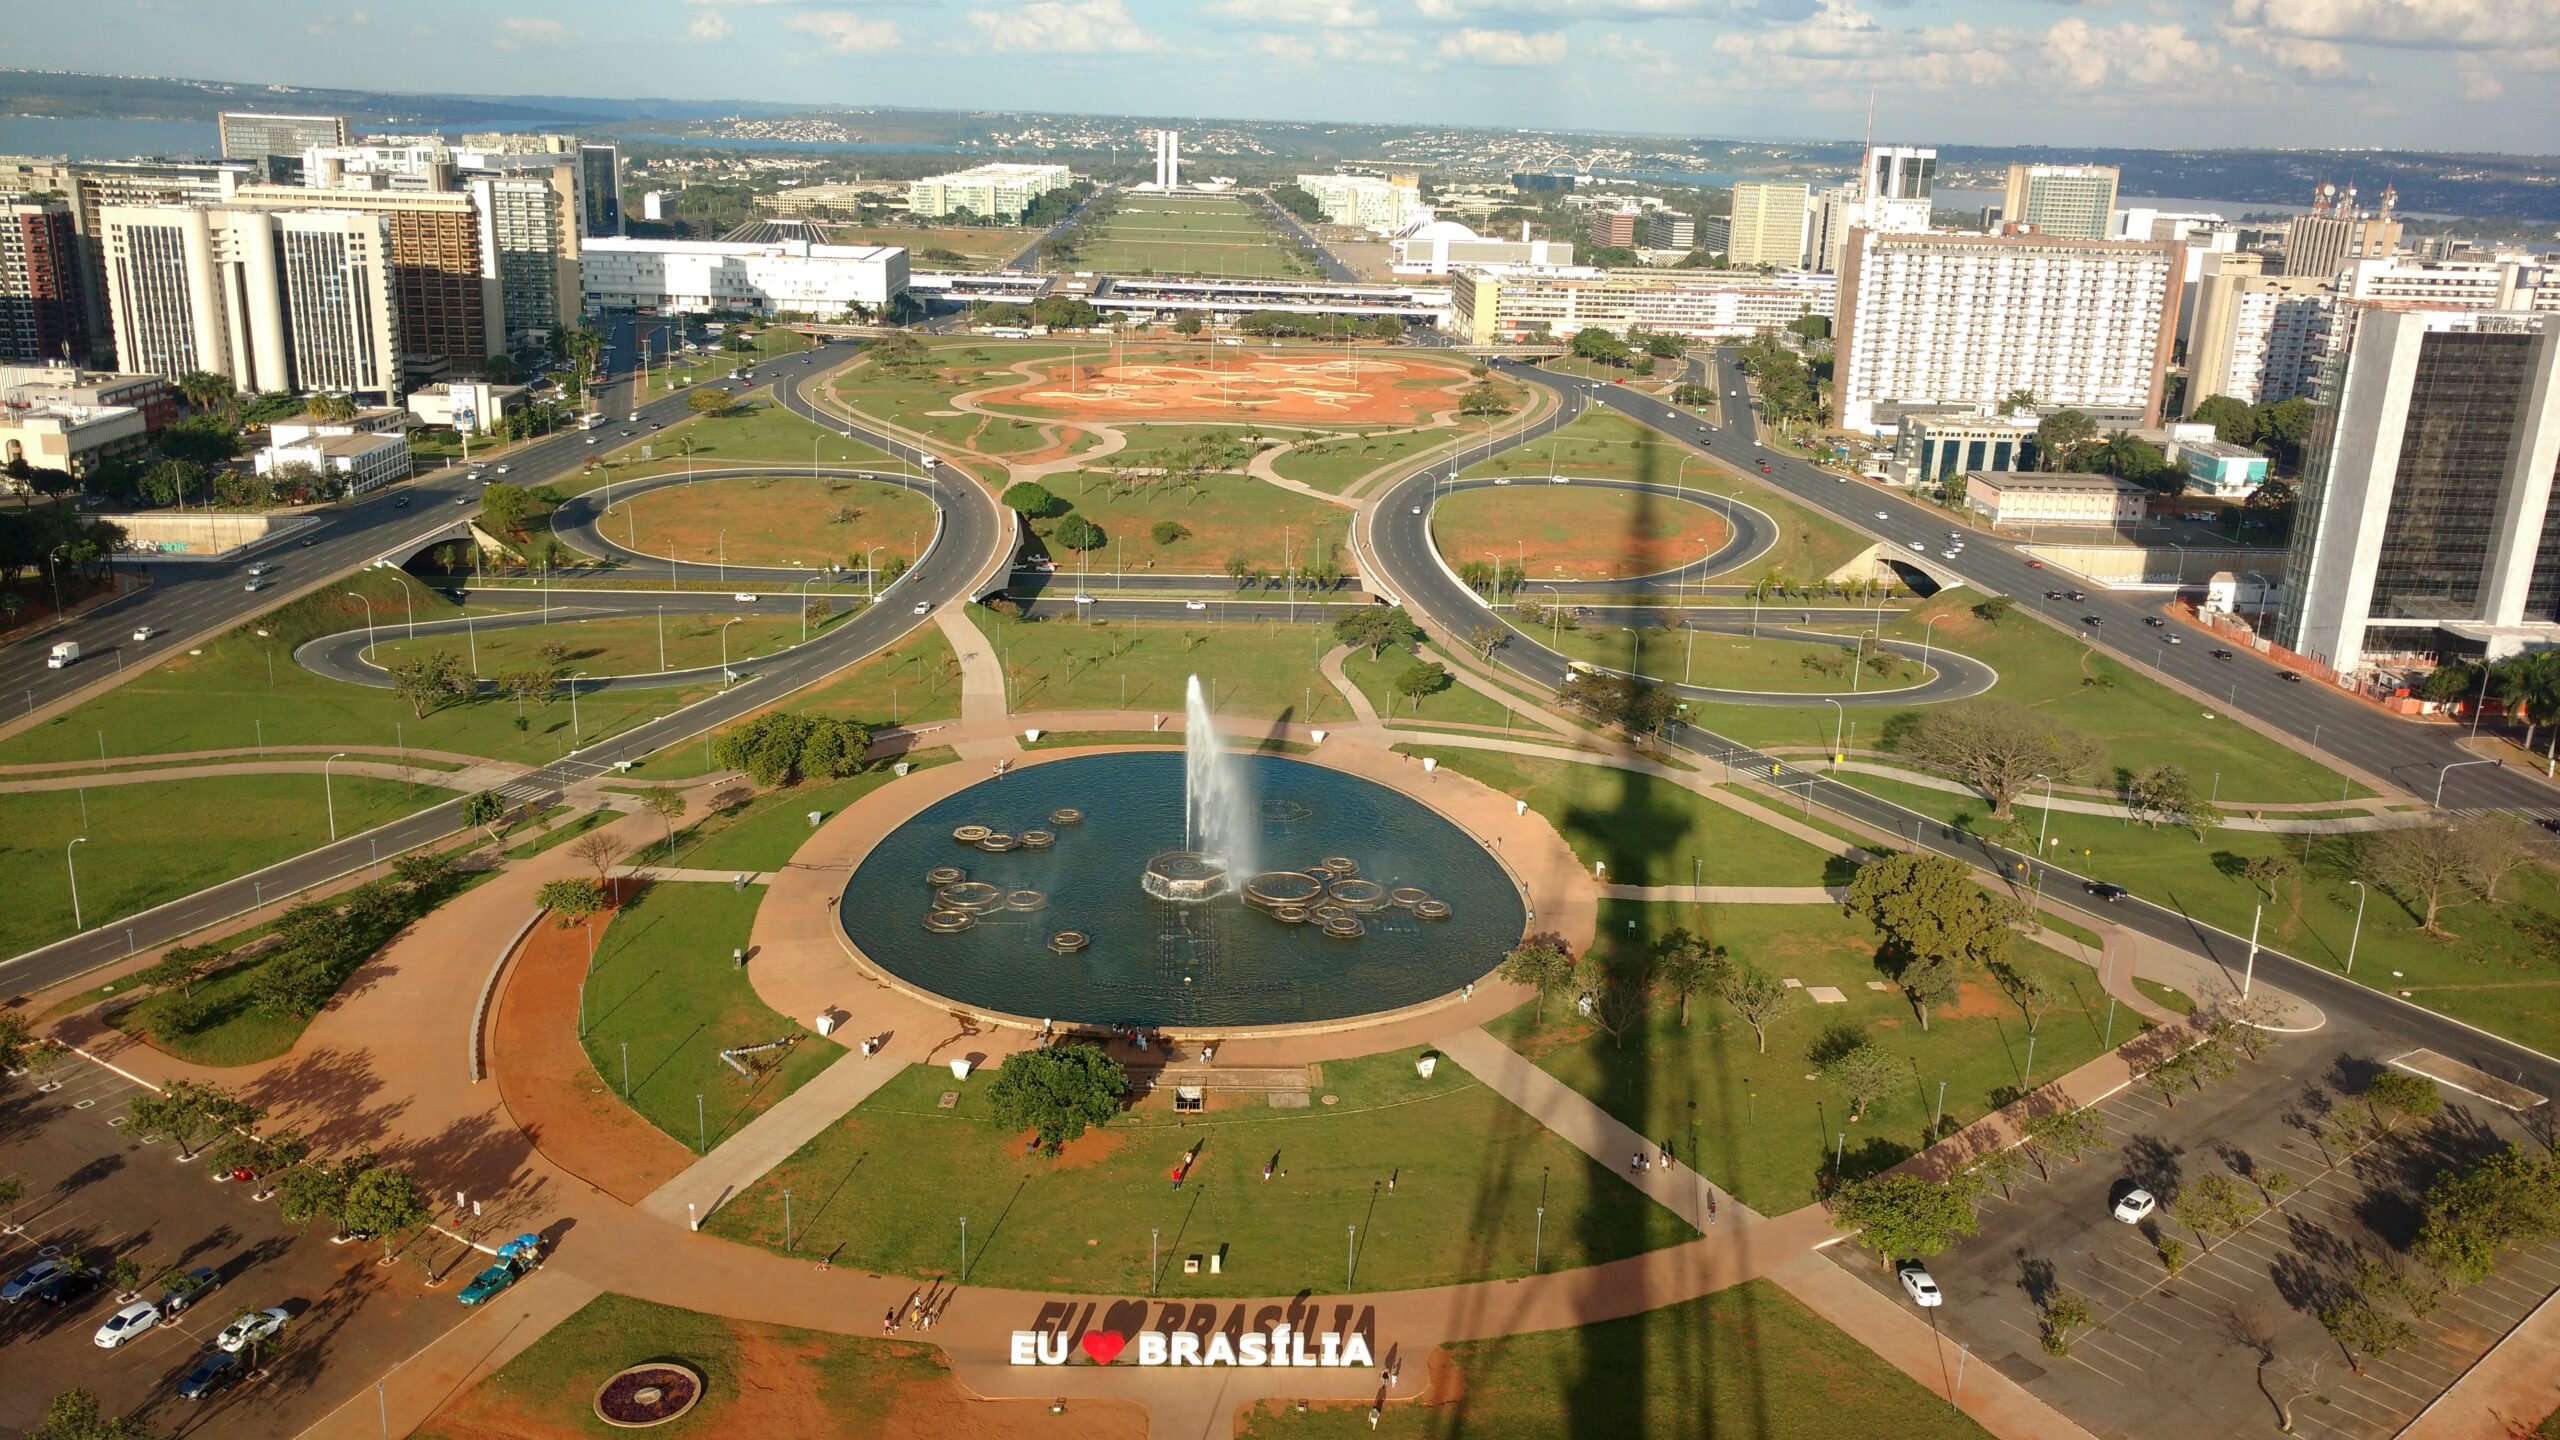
47 641 79 669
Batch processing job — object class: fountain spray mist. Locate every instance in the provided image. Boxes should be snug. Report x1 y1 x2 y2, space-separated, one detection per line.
1183 674 1255 879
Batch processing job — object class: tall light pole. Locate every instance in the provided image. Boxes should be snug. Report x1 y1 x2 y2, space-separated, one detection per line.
2035 773 2056 857
1823 697 1844 762
865 546 886 600
717 528 727 584
569 672 587 745
797 574 822 641
1920 614 1943 667
346 591 377 657
720 619 743 689
2344 879 2368 975
324 752 349 841
66 836 87 931
2434 757 2499 809
374 563 420 638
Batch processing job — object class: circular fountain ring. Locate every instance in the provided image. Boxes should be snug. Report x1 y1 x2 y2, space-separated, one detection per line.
925 865 968 888
1004 889 1048 912
1242 870 1325 909
1309 901 1351 925
923 909 976 933
1049 807 1085 826
1048 930 1091 954
1389 886 1430 908
977 833 1021 853
1271 904 1311 924
1142 850 1229 901
1021 829 1056 849
1321 914 1366 939
1261 798 1312 825
952 824 993 845
1414 899 1452 920
1320 856 1360 877
1326 878 1389 912
937 881 1005 913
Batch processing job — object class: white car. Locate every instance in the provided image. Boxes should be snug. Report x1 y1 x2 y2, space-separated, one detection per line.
1411 505 1422 514
132 626 155 642
94 1301 163 1349
584 436 599 445
244 579 267 592
627 412 639 423
733 593 760 603
1183 600 1207 611
1493 477 1511 485
2113 1188 2157 1224
246 562 274 576
1897 1263 1943 1308
1906 542 1925 552
1874 511 1889 520
1072 595 1096 606
912 600 931 616
216 1307 290 1353
1549 475 1569 484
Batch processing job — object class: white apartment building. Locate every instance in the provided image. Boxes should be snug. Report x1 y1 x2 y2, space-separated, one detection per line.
580 237 907 317
1964 470 2151 526
1806 146 1937 273
906 164 1072 223
2000 164 2119 241
1294 174 1424 236
1390 221 1572 277
1726 183 1810 269
2341 256 2560 312
1448 266 1835 345
255 429 410 494
99 204 403 398
2187 270 2335 411
1834 229 2179 433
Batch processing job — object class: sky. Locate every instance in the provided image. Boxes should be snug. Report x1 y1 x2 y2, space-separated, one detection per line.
41 0 2560 152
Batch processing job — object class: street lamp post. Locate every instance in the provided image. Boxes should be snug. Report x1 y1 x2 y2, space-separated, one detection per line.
2035 773 2056 857
346 591 377 656
865 545 886 600
569 672 587 745
717 529 727 584
1921 614 1943 667
1823 697 1844 762
375 564 420 638
324 753 349 841
798 574 822 641
2345 879 2369 975
66 836 87 931
2434 757 2500 809
720 619 744 689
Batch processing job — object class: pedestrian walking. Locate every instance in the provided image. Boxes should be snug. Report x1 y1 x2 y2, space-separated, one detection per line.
1629 1152 1641 1176
1368 1408 1380 1430
884 1308 898 1334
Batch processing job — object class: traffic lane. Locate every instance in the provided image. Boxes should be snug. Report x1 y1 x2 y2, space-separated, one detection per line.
291 592 847 689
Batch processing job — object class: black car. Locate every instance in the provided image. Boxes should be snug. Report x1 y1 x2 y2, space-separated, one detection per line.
2211 648 2234 660
177 1348 243 1401
2282 672 2304 683
2143 616 2165 627
299 537 318 547
2081 615 2103 626
392 497 409 509
2065 590 2087 602
2085 882 2129 902
37 1270 100 1307
2045 590 2065 600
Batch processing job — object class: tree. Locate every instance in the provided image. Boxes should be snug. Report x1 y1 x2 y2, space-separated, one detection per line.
125 1080 263 1160
2174 1173 2261 1252
1333 605 1422 661
568 831 627 884
537 877 608 926
393 850 451 892
1895 699 2099 818
641 789 686 853
1497 933 1577 1022
387 650 472 719
2321 1297 2415 1376
2035 409 2097 470
1998 389 2038 414
1466 625 1506 660
2362 1071 2442 1134
2454 814 2534 903
463 790 506 838
712 711 873 787
2124 764 2218 837
26 1390 152 1440
1817 1035 1901 1121
1588 971 1652 1049
2362 824 2476 934
177 368 238 423
1653 928 1728 1028
1149 519 1190 546
209 1126 308 1183
1458 381 1512 416
0 1010 41 1076
481 353 525 384
685 388 734 418
2039 1288 2096 1356
274 1151 377 1233
340 1165 429 1257
2414 1142 2560 1287
1392 660 1450 710
1827 1173 1980 1258
1000 481 1062 518
2019 1107 2111 1177
1969 1146 2030 1201
2263 1353 2326 1434
1971 595 2013 624
138 942 224 999
987 1045 1129 1155
1054 513 1106 552
1844 853 2027 1026
478 482 533 538
1995 966 2059 1034
1720 963 1790 1052
2190 394 2260 447
155 416 240 467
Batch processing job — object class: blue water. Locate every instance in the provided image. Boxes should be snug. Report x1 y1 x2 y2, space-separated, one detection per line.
840 752 1527 1027
616 134 972 154
0 116 571 161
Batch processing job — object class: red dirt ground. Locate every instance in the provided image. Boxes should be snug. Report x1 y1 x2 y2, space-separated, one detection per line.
1434 486 1734 581
984 356 1472 427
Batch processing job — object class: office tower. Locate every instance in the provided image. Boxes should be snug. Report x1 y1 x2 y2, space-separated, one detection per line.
1833 229 2179 432
98 204 401 396
579 144 624 238
219 112 350 181
231 183 491 375
470 168 582 343
0 199 91 365
1593 210 1640 248
2000 164 2120 241
1698 216 1731 255
908 164 1075 223
2276 308 2560 676
1726 183 1810 269
2187 268 2335 411
1154 130 1181 190
1805 146 1936 273
1644 211 1695 251
2283 183 2401 281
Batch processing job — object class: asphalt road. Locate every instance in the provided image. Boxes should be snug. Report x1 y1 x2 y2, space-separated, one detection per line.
1254 194 1359 284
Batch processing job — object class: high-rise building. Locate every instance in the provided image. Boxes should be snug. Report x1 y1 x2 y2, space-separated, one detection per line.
1805 146 1937 273
2341 256 2554 311
1999 164 2120 241
1153 131 1182 191
1292 174 1424 236
2186 268 2334 412
470 170 582 344
1833 229 2179 433
1726 183 1810 269
2276 308 2560 675
25 159 257 363
1447 265 1834 345
1699 216 1732 256
2282 183 2401 281
230 183 491 377
578 144 624 238
908 163 1075 223
0 199 91 365
98 205 402 397
1644 210 1695 251
1593 210 1640 249
219 112 350 181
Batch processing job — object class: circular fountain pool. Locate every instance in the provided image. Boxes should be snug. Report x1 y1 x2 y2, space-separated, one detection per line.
838 752 1527 1028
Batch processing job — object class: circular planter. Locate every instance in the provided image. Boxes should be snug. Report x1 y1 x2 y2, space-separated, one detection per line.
594 1362 703 1429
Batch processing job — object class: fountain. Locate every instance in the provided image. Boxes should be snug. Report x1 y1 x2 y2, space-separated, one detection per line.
1142 674 1256 902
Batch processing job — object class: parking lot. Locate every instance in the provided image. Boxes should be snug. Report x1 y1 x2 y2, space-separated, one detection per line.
1829 1014 2560 1440
1 1054 472 1437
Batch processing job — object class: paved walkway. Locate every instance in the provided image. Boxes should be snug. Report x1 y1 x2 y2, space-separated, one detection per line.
1600 884 1843 904
296 1266 604 1440
639 1047 905 1227
612 863 770 884
1818 760 2420 833
2399 1283 2560 1440
0 757 522 794
0 742 498 776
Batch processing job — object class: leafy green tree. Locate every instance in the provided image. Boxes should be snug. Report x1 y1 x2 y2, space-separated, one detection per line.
126 1080 263 1160
25 1389 152 1440
463 791 506 838
388 650 473 719
341 1165 429 1257
641 789 687 854
1458 381 1512 416
2039 1288 2096 1356
2034 409 2098 471
1333 605 1423 661
209 1127 308 1183
477 482 533 538
1149 519 1190 546
1652 928 1729 1028
2019 1107 2112 1177
2190 394 2259 446
1053 513 1106 552
1827 1173 1980 1258
2174 1173 2261 1252
1392 659 1450 710
138 942 224 999
2415 1142 2560 1286
537 878 608 926
1817 1035 1901 1121
275 1151 377 1232
1719 962 1789 1052
1998 389 2038 414
2124 765 2218 838
685 388 734 418
2362 1072 2442 1134
156 416 240 467
987 1045 1129 1155
1496 933 1577 1022
305 391 360 424
1844 853 2027 1026
1894 698 2099 819
1895 952 1962 1032
0 1010 40 1075
712 711 874 787
2321 1297 2415 1376
1970 595 2013 624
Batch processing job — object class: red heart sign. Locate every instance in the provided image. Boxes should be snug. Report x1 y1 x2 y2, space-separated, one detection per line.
1081 1331 1127 1365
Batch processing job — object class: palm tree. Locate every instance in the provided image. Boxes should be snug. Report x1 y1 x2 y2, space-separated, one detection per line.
176 370 237 426
2495 651 2560 766
306 391 361 424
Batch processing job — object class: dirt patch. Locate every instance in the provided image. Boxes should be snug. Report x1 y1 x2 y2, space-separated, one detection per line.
605 475 936 570
1037 1126 1130 1171
1930 978 2020 1023
1435 486 1733 581
985 355 1473 428
878 1365 1149 1439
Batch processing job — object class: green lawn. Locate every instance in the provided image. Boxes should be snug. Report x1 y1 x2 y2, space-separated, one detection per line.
1237 1278 1989 1440
1461 410 1868 584
703 1048 1694 1294
0 574 715 768
973 609 1363 726
641 761 947 873
838 223 1028 270
581 882 840 1151
1492 900 2121 1212
1540 620 1932 695
1272 424 1475 494
1337 647 1540 730
1834 769 2560 1059
368 613 823 680
415 1291 953 1440
835 346 1106 458
1074 195 1317 280
640 326 814 398
1396 747 1841 889
1028 470 1351 576
584 400 912 500
1 773 437 959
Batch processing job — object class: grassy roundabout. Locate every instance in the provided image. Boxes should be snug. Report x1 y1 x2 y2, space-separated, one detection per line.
580 881 841 1150
585 400 913 499
834 341 1118 459
367 613 825 680
971 610 1364 726
1025 471 1351 576
599 474 938 571
1072 193 1317 279
1434 485 1733 582
704 1047 1695 1295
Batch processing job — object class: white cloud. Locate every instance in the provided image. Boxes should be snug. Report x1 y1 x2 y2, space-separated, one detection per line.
2039 17 2211 87
1255 32 1317 61
787 9 903 50
1713 0 2246 97
966 0 1163 53
494 16 565 46
1211 0 1378 24
688 12 732 40
2218 21 2350 76
2225 0 2541 49
1324 28 1400 59
1435 27 1566 64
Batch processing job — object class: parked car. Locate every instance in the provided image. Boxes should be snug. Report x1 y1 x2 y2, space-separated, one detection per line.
37 1270 101 1307
2113 1187 2158 1224
457 1257 526 1307
95 1300 164 1349
176 1348 243 1401
4 1258 65 1303
1897 1262 1943 1308
159 1267 220 1314
215 1307 290 1353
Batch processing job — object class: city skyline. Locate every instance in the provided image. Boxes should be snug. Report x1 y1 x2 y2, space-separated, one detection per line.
13 0 2554 153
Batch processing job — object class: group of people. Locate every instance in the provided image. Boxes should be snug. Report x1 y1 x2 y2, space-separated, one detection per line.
1628 1140 1678 1176
884 1284 952 1335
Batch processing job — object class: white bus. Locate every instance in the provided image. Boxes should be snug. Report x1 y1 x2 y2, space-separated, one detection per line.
580 412 606 430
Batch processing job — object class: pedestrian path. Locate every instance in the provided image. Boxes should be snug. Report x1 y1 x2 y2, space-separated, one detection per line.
1600 884 1843 904
611 864 770 884
0 757 521 794
638 1046 907 1228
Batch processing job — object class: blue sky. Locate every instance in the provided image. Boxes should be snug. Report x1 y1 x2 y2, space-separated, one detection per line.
48 0 2560 151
